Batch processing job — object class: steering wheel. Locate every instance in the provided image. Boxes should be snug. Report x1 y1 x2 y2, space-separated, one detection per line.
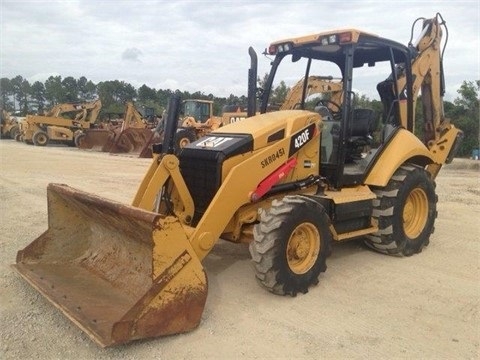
315 99 342 120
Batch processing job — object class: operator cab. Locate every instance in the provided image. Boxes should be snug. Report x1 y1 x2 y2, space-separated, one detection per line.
258 29 414 188
182 99 213 123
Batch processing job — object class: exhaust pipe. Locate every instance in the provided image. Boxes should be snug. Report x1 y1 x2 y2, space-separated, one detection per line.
247 47 258 118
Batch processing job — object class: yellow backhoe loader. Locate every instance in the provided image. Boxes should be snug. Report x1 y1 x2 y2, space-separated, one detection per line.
0 109 20 139
13 13 462 347
75 101 155 154
18 100 102 146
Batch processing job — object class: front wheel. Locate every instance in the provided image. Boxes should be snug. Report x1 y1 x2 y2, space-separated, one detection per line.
32 130 49 146
249 195 332 296
365 164 437 256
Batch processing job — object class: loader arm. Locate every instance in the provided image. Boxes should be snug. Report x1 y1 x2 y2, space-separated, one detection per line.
132 154 195 225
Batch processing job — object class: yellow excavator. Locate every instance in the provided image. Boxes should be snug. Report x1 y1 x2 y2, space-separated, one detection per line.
75 101 155 154
13 13 462 347
18 100 102 146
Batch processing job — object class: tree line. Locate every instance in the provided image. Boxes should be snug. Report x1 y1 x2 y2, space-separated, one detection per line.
0 75 478 157
0 75 253 119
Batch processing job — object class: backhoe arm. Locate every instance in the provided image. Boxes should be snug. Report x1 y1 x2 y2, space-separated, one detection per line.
396 14 447 145
395 14 462 177
280 76 343 110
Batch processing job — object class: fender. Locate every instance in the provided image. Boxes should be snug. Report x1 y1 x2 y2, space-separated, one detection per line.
364 129 434 187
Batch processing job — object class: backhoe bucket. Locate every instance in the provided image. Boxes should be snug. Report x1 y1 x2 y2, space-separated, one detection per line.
76 129 117 152
12 183 208 347
109 128 154 155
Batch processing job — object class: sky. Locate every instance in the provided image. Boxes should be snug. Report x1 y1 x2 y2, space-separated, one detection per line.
1 0 479 101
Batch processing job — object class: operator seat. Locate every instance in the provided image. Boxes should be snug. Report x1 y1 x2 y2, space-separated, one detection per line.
345 108 376 161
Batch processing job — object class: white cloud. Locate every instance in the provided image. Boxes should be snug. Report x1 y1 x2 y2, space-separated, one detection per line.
121 48 143 62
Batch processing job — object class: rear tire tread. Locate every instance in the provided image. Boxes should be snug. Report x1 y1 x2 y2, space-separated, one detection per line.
365 164 437 256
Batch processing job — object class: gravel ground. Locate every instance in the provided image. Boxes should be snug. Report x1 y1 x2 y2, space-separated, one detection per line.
0 140 479 359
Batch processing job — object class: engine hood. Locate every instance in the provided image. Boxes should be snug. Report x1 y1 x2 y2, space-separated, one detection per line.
212 110 320 151
181 110 321 164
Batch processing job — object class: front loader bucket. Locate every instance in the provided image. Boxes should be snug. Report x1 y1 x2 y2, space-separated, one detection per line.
12 183 207 347
109 128 154 155
76 129 117 152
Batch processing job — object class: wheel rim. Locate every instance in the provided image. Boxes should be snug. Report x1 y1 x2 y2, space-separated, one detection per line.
286 223 320 274
37 134 47 145
403 188 428 238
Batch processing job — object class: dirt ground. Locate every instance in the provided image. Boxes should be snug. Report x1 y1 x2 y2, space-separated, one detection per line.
0 140 478 359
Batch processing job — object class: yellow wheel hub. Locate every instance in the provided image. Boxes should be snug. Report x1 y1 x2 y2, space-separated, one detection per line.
286 223 320 274
403 188 428 238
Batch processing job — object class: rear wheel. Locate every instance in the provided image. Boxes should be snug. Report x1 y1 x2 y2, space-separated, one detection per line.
249 195 332 296
365 164 437 256
32 130 49 146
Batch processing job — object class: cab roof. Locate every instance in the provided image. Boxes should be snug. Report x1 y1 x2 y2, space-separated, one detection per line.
269 29 378 47
268 29 411 67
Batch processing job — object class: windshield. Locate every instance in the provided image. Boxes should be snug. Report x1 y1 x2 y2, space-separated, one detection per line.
183 101 211 123
262 54 343 112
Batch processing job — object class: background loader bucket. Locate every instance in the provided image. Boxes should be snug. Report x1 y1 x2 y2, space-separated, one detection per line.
138 132 157 158
109 128 154 155
76 129 118 152
12 184 207 347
